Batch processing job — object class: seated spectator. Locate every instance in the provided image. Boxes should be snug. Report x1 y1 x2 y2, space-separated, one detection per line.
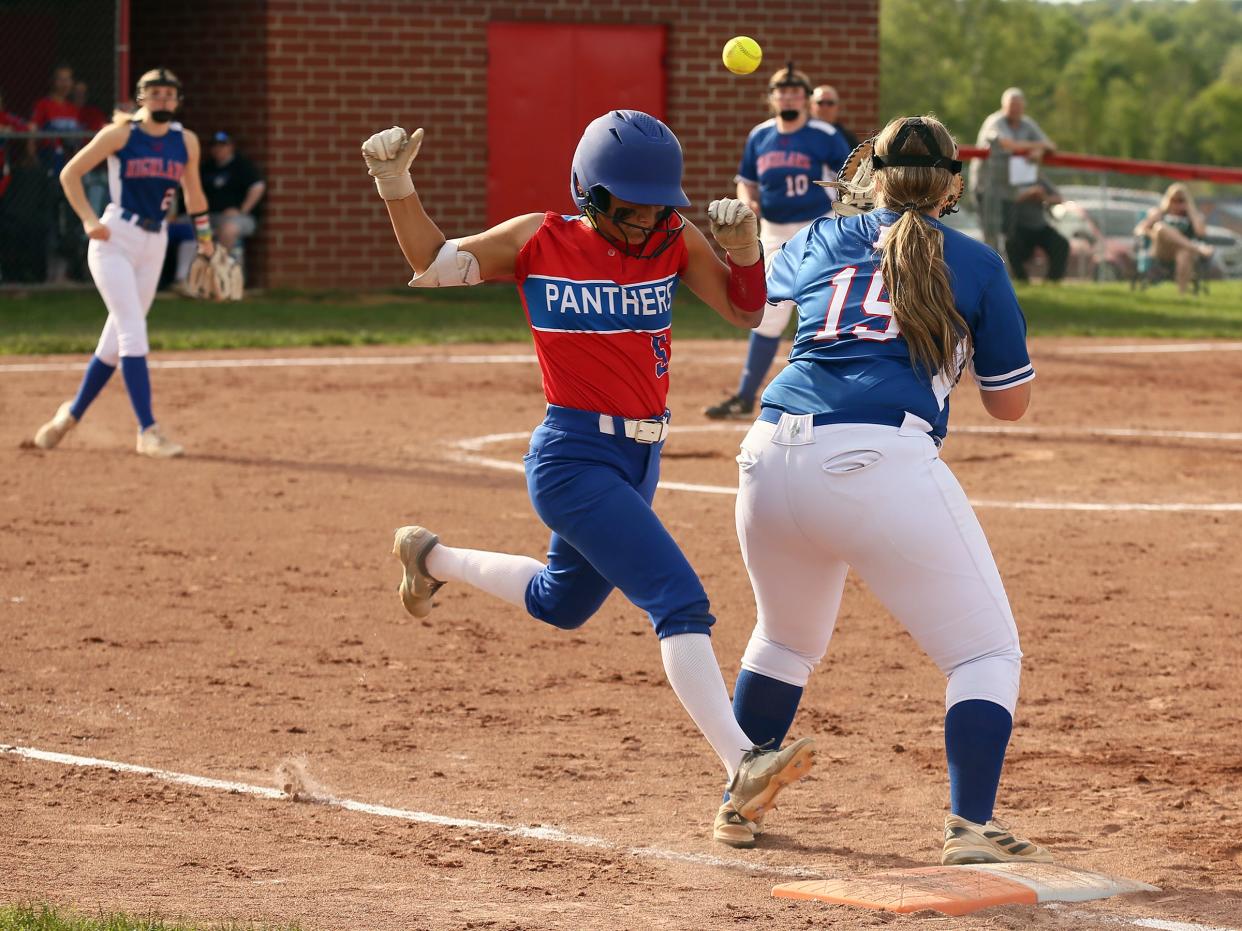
1134 183 1214 295
0 143 55 283
71 81 108 132
1006 174 1069 284
201 130 265 268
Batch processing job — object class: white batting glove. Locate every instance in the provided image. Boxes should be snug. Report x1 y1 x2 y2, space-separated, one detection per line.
361 126 424 201
708 198 761 266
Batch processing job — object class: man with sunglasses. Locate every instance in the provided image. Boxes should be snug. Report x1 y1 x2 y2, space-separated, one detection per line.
810 85 858 150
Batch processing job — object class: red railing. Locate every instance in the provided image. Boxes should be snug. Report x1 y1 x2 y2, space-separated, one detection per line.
957 145 1242 185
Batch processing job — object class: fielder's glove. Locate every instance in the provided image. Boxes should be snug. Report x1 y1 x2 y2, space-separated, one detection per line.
820 140 877 216
707 198 760 266
361 126 423 201
187 250 244 302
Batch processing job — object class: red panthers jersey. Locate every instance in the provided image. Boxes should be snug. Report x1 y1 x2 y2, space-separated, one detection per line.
514 212 689 420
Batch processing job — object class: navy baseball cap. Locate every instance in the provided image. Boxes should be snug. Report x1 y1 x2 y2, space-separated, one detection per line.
211 131 232 144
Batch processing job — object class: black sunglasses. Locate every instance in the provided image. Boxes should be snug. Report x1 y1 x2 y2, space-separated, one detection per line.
815 98 839 105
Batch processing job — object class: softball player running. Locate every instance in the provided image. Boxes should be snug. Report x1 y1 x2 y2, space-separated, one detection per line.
704 64 850 422
722 116 1051 862
33 68 213 458
361 110 814 839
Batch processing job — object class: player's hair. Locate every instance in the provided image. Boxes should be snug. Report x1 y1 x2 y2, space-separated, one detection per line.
1159 182 1197 215
872 115 971 377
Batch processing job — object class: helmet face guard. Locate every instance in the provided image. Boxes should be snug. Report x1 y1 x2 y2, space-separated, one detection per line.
577 181 686 259
570 110 690 259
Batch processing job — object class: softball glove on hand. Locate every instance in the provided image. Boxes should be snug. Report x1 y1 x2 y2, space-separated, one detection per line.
707 198 760 266
361 126 424 201
187 250 244 302
820 140 877 216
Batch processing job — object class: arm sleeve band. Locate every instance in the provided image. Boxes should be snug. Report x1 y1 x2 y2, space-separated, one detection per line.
192 212 212 243
408 239 482 288
726 248 767 313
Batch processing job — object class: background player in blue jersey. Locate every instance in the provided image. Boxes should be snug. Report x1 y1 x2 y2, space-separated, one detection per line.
33 68 213 458
719 116 1052 862
705 64 851 421
361 111 815 843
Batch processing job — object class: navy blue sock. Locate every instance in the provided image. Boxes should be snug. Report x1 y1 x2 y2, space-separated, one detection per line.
732 669 804 750
69 356 116 420
724 669 804 802
736 333 781 402
945 699 1012 825
119 355 155 430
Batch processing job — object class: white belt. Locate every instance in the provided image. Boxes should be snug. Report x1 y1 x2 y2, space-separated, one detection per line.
597 413 669 444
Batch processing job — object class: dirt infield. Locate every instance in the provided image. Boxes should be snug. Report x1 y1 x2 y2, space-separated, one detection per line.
2 340 1240 931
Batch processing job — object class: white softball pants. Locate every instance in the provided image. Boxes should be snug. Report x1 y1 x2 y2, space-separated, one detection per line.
734 413 1022 714
755 217 827 338
87 204 167 364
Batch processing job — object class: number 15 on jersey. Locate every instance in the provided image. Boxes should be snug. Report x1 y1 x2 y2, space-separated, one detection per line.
812 267 900 342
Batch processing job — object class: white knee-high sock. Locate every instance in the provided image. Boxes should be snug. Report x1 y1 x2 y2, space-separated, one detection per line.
424 544 543 609
660 633 753 779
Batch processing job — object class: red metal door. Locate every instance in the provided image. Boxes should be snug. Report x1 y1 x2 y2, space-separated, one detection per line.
486 22 667 226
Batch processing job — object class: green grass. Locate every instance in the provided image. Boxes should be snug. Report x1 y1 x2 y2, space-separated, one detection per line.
0 904 299 931
1 280 1240 355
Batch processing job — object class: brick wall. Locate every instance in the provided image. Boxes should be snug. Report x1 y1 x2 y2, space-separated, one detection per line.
137 0 878 288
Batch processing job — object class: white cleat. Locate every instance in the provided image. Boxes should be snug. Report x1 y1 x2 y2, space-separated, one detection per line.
136 423 185 458
34 401 78 449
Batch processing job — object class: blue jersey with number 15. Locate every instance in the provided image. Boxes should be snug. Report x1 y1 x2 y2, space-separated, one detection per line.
761 209 1034 441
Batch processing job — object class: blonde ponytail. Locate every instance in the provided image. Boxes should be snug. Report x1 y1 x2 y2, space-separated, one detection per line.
872 116 970 377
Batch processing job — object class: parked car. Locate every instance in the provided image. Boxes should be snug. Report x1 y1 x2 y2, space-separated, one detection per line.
1048 199 1142 281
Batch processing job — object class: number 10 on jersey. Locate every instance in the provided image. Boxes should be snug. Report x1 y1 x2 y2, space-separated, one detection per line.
812 267 900 342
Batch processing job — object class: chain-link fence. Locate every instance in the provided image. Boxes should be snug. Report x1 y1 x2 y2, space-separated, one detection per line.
1 0 120 285
944 160 1242 287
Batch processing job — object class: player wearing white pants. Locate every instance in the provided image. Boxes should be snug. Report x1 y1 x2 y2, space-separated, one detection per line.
720 116 1052 867
736 415 1021 710
33 68 213 458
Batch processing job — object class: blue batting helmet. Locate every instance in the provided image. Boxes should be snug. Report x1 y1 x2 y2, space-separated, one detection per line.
570 110 690 213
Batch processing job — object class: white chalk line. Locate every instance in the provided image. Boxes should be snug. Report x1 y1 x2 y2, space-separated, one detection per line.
0 338 1239 374
4 744 1233 931
448 426 1242 513
0 744 817 880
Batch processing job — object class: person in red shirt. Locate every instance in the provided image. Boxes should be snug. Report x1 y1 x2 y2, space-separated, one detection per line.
71 82 108 133
0 87 34 198
31 65 84 170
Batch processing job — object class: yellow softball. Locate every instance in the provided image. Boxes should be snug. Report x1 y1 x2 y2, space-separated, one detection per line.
722 36 762 75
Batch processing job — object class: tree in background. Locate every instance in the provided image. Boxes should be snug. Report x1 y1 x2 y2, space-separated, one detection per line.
880 0 1242 169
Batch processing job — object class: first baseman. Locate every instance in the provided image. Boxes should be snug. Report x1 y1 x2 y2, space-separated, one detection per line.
724 116 1050 862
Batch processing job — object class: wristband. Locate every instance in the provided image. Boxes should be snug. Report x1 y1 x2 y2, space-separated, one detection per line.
192 212 212 243
726 246 766 313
